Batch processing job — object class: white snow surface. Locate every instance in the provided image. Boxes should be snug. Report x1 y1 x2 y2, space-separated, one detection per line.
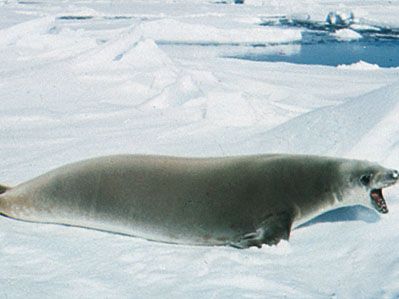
337 60 380 70
1 1 399 298
331 28 362 41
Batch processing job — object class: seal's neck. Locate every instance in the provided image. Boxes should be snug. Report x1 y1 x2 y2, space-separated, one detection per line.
292 192 348 228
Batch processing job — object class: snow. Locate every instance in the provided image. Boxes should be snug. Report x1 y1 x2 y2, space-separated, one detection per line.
332 28 362 41
139 18 303 45
337 60 380 70
1 1 399 298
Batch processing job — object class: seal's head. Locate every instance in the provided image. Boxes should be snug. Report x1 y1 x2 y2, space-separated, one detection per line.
340 160 398 214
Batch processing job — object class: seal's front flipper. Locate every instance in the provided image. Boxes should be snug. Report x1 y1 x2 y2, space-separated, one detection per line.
260 212 293 245
0 184 10 195
230 229 265 249
230 212 293 249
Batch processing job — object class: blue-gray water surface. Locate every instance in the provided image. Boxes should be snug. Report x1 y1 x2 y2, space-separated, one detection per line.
233 39 399 68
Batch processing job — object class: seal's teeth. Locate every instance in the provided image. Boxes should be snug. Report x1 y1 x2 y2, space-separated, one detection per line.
370 188 389 214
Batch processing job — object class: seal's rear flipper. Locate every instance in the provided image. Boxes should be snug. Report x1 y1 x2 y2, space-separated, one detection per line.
0 184 10 195
230 212 293 249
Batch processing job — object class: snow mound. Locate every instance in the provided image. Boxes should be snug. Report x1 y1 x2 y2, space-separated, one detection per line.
0 16 55 47
241 82 399 160
73 25 141 67
74 25 173 70
349 85 399 165
332 28 362 41
138 74 204 109
0 16 98 61
337 60 380 70
200 91 260 126
117 38 174 68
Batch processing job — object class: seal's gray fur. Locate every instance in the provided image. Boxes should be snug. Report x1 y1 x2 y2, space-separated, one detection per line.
0 154 397 248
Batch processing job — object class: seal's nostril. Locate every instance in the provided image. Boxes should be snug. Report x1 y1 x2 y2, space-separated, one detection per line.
392 170 399 179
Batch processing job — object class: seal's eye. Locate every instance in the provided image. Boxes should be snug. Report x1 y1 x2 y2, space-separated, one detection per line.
360 174 371 186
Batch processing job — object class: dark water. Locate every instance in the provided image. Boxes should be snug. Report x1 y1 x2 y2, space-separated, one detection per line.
234 39 399 67
233 17 399 67
57 16 94 20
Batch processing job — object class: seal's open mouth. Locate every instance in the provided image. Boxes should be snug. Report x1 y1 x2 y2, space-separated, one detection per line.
370 189 388 214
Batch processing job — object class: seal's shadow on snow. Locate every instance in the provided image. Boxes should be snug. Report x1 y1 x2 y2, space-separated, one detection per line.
298 205 380 229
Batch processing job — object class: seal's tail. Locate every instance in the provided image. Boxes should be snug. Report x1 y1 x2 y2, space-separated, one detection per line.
0 184 10 195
